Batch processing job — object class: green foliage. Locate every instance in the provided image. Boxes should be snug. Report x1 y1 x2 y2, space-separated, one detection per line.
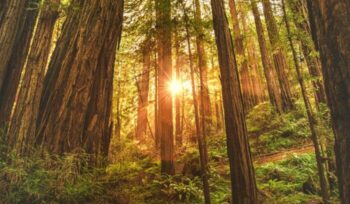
0 152 104 203
256 154 321 203
247 102 311 155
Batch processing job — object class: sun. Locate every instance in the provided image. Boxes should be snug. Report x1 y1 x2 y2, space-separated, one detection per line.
168 79 182 95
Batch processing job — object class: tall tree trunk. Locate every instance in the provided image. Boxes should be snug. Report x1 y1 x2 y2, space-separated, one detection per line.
154 51 160 149
251 0 282 113
241 7 266 105
210 0 258 203
0 0 40 127
155 0 175 175
182 3 211 202
174 20 183 148
307 1 350 203
135 40 151 141
262 0 294 112
7 0 60 154
35 0 124 166
229 0 254 111
194 0 212 130
282 1 330 202
289 0 326 106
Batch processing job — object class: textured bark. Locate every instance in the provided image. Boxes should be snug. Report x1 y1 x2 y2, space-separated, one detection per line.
251 0 282 113
154 51 160 149
210 0 258 203
290 0 326 105
35 0 124 165
7 0 60 153
194 0 212 127
282 1 330 202
135 41 151 141
307 1 350 203
0 1 7 25
155 0 174 175
0 0 39 126
262 0 294 112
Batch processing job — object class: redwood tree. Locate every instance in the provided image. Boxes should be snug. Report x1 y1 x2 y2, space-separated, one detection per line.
7 0 60 153
0 0 39 126
307 0 350 203
262 0 294 112
210 0 258 202
35 0 124 165
155 0 175 175
251 0 283 113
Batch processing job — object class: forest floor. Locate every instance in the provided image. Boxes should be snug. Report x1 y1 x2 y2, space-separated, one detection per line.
255 144 314 165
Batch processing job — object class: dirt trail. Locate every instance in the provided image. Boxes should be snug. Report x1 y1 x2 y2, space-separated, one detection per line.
254 145 314 165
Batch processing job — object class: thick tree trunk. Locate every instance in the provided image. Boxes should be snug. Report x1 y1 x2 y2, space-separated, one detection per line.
35 0 124 165
262 0 294 112
307 1 350 203
251 0 282 113
210 0 258 203
0 0 39 126
135 41 151 141
7 0 59 153
282 1 330 202
194 0 212 128
155 0 175 175
154 51 160 149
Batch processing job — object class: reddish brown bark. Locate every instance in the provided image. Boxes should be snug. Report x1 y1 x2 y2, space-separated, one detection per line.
35 0 124 165
210 0 258 202
251 0 282 113
307 1 350 203
0 0 39 126
7 0 60 153
262 0 294 112
156 0 175 175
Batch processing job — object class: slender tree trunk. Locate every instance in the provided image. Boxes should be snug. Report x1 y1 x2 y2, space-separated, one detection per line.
194 0 212 129
174 20 183 148
182 3 211 202
262 0 294 112
154 51 160 149
135 41 151 141
229 0 254 111
282 1 330 202
35 0 124 166
251 0 282 113
289 0 326 106
0 0 40 127
155 0 175 175
307 1 350 203
210 0 258 203
241 8 265 105
7 0 60 153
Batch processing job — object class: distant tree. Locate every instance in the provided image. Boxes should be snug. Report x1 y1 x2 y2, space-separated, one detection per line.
135 39 152 141
250 0 283 113
262 0 294 112
210 0 258 203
